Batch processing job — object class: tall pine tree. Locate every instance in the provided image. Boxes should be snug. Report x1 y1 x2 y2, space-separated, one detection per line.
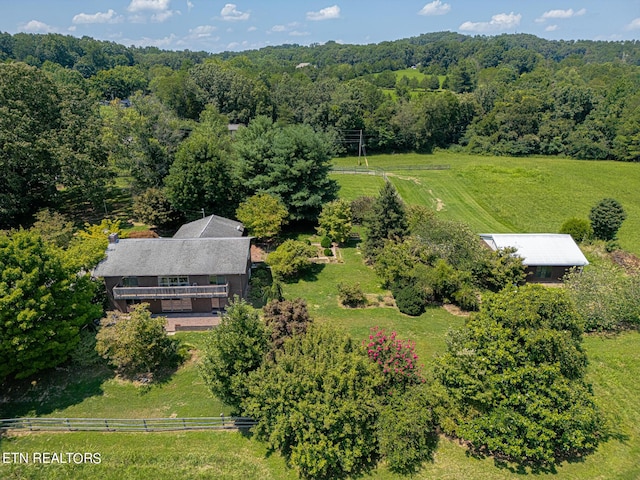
363 181 408 259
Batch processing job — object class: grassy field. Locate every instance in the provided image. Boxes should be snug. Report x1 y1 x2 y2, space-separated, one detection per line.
3 151 640 479
333 151 640 254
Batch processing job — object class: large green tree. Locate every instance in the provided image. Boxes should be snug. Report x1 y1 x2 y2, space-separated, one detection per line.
96 304 181 377
0 230 101 380
165 106 241 218
235 193 288 241
0 62 61 227
235 116 338 222
242 324 382 479
199 298 269 411
435 285 603 467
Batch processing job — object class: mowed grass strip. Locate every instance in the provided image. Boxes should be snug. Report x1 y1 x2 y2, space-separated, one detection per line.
0 431 296 480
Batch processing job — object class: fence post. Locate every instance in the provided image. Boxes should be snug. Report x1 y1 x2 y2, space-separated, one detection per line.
221 413 225 428
143 419 148 432
104 419 109 431
182 418 187 430
66 418 71 431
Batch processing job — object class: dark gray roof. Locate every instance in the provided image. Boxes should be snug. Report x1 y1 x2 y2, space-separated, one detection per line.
93 237 251 277
480 234 589 267
173 214 245 239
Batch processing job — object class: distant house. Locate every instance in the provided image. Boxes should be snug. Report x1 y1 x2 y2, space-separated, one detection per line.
480 233 589 282
94 235 252 314
174 214 245 239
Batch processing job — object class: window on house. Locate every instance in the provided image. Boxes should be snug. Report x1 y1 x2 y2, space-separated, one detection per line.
535 266 552 279
122 277 139 287
209 275 227 285
158 276 189 287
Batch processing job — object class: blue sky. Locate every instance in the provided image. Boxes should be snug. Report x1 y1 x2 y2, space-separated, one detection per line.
2 1 640 53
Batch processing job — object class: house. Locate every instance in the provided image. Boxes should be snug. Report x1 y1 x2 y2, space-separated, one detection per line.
480 233 589 282
173 214 245 239
93 236 252 314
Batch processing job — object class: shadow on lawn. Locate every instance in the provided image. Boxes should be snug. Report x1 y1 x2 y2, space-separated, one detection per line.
0 364 114 419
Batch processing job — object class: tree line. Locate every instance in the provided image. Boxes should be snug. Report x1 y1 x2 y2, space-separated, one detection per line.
3 30 640 229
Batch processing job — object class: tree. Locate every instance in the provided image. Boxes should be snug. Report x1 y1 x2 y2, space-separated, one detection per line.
266 240 316 280
559 217 593 243
0 62 61 227
435 285 603 467
30 208 75 248
165 106 241 218
236 193 288 241
242 324 382 479
95 304 181 377
262 298 313 353
235 116 338 222
589 198 627 241
363 181 408 258
316 199 352 244
199 298 269 410
90 65 147 101
0 230 101 380
132 188 183 229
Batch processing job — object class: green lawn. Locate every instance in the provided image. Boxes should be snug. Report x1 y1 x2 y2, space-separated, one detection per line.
333 152 640 254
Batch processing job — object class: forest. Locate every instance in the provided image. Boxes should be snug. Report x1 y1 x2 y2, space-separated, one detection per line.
2 30 640 229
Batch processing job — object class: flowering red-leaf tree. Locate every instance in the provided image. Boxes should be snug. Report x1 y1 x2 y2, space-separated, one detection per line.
364 327 425 394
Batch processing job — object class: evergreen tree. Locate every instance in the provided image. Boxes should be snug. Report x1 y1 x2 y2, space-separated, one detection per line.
363 181 408 258
589 197 627 241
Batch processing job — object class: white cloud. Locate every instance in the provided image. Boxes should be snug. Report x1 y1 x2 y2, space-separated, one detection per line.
459 12 521 32
626 18 640 30
546 24 559 32
72 9 123 25
189 25 216 37
247 26 257 32
536 8 586 22
307 5 341 21
221 4 250 21
290 31 310 37
271 25 286 32
128 33 177 48
21 20 55 33
187 0 194 11
152 10 179 22
127 0 171 12
418 1 451 16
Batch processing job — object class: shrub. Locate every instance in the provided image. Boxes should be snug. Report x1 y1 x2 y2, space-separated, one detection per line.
364 327 424 392
323 247 333 257
564 264 640 331
452 284 480 311
350 195 376 224
560 217 593 243
393 283 427 316
589 198 627 241
337 282 367 308
320 235 332 248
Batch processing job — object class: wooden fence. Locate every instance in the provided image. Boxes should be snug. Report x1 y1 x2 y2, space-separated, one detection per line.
0 416 257 433
331 164 450 178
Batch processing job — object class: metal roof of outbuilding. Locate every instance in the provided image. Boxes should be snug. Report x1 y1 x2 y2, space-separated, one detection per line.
480 234 589 267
